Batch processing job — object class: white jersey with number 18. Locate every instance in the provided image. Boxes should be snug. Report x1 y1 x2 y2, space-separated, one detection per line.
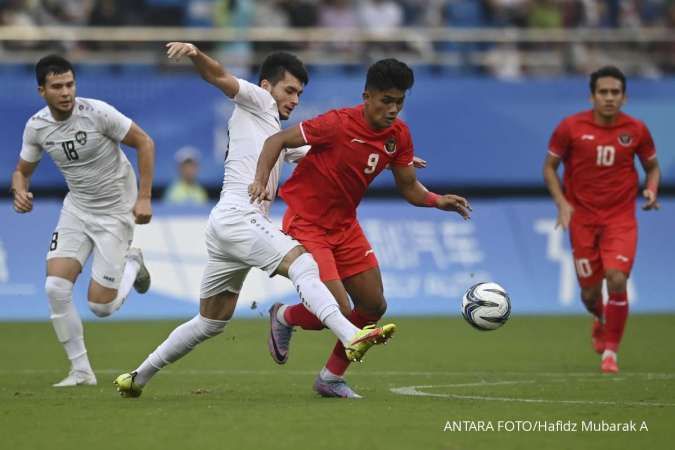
20 97 136 215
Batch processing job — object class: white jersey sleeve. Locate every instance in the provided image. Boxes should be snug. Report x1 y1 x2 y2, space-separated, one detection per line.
88 99 132 142
284 145 311 163
19 119 43 163
233 78 276 114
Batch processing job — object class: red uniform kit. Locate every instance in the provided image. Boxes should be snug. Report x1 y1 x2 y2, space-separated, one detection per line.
548 110 657 287
280 104 414 281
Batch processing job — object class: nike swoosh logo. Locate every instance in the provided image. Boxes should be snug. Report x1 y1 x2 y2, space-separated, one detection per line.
351 138 367 144
364 249 374 257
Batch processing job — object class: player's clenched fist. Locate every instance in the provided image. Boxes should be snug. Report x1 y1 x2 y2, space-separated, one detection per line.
436 194 472 220
641 188 660 211
133 197 152 224
12 190 33 213
248 181 271 204
166 42 198 60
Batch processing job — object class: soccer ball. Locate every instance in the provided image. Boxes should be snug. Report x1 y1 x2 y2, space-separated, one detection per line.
461 282 511 331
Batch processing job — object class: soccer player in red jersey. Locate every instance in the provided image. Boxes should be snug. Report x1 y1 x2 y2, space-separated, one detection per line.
543 66 661 374
250 59 471 397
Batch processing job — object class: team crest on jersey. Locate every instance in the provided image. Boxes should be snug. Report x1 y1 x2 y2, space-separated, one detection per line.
618 134 633 147
384 137 397 155
75 131 87 146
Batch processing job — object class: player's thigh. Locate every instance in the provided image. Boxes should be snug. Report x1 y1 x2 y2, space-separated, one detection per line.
343 267 387 317
46 208 92 282
600 221 637 278
46 258 83 284
88 215 134 301
279 211 344 283
209 207 299 277
200 290 239 321
200 250 251 301
569 220 603 288
333 221 379 281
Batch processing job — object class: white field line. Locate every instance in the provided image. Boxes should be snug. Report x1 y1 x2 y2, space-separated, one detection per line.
390 379 675 408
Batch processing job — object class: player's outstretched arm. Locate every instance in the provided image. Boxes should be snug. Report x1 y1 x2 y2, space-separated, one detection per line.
249 126 306 203
122 123 155 224
10 158 38 213
543 153 573 229
392 164 471 220
640 157 661 211
166 42 240 98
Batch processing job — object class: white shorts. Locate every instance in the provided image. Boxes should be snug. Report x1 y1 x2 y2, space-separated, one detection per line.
47 204 134 289
200 204 300 299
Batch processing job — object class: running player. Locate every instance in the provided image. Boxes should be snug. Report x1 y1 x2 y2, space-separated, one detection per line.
114 43 395 398
544 66 660 373
11 55 155 387
250 58 471 398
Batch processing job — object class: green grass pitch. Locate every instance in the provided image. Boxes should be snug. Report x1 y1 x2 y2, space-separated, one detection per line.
1 315 674 450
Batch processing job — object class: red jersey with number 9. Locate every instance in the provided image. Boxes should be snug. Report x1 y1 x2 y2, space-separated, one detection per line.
280 104 414 230
548 110 656 224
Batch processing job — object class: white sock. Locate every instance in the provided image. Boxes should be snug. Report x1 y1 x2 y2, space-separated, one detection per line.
45 276 93 373
602 350 617 360
287 253 359 345
276 304 290 326
88 259 140 317
320 367 342 381
134 315 227 386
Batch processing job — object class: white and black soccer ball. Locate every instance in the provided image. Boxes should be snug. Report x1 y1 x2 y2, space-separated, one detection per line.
461 282 511 331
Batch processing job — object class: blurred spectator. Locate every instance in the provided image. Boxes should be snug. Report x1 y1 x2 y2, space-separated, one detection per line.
252 0 289 54
279 0 319 49
34 0 94 26
528 0 562 28
319 0 360 55
357 0 405 56
357 0 404 31
485 0 530 27
164 147 209 205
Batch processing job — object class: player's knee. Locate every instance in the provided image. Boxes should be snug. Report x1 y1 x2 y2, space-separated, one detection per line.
605 270 627 292
198 315 228 339
360 298 387 319
45 276 73 304
580 286 601 305
288 252 319 282
88 300 115 318
339 304 353 317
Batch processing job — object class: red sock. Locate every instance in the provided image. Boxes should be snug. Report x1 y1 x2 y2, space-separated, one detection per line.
283 304 324 330
325 308 381 377
604 291 628 352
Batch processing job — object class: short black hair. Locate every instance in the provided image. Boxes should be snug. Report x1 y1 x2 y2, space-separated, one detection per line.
258 52 308 86
590 66 626 93
36 54 75 86
365 58 414 92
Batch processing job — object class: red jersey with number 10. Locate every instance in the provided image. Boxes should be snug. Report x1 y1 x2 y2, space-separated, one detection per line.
548 110 656 223
280 104 414 230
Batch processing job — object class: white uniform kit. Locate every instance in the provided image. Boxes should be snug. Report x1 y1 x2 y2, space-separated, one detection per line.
20 97 135 289
200 78 308 298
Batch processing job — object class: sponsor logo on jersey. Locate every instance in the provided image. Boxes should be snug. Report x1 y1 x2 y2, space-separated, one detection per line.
581 134 595 140
351 138 367 144
75 131 87 146
384 137 397 155
618 134 633 147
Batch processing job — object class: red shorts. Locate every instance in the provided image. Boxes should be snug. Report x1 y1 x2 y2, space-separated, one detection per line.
282 209 378 282
569 218 637 288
